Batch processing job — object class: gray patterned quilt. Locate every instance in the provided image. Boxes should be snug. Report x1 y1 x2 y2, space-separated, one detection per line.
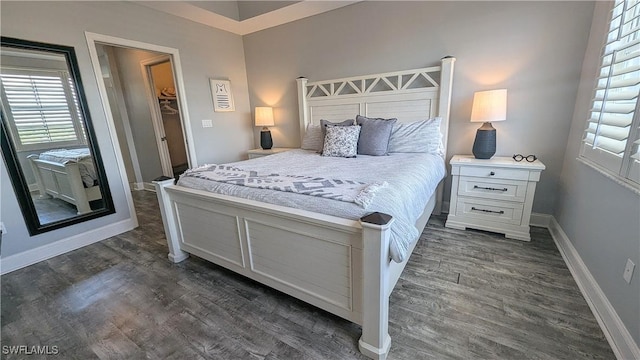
178 149 445 262
181 164 387 208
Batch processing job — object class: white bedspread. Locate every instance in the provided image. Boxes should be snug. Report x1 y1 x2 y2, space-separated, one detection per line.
178 149 446 262
38 148 97 187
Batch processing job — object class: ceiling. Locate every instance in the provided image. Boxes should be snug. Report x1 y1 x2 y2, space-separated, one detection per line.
134 1 359 35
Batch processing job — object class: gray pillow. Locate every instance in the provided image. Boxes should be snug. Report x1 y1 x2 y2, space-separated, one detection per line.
301 124 323 151
355 115 397 156
321 125 361 158
320 119 354 150
388 117 443 154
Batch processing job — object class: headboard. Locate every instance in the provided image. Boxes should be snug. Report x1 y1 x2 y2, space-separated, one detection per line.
296 57 456 214
296 56 456 157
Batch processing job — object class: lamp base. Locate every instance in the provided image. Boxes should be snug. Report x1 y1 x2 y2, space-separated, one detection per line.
260 129 273 150
472 122 496 159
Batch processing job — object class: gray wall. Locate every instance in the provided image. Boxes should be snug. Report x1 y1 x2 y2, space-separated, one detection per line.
110 47 165 183
556 1 640 345
1 1 253 258
96 45 138 186
242 1 595 215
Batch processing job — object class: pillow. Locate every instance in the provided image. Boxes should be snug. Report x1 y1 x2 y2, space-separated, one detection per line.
301 124 323 151
320 119 354 150
321 125 361 158
388 117 443 155
355 115 397 156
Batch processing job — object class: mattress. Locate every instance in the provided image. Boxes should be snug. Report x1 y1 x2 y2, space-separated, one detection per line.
38 148 97 187
178 149 446 262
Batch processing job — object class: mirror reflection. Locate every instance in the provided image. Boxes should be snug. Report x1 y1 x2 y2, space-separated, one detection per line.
1 37 114 234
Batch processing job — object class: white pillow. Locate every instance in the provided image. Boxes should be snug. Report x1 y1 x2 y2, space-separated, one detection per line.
388 117 443 155
301 124 323 151
322 125 361 158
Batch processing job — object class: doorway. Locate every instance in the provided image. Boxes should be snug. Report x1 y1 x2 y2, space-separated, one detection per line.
93 43 191 191
141 57 189 178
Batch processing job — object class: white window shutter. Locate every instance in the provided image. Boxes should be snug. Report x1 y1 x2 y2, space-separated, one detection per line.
0 68 83 151
581 0 640 184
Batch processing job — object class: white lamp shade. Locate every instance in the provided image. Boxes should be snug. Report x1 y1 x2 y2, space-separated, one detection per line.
470 89 507 123
255 106 275 127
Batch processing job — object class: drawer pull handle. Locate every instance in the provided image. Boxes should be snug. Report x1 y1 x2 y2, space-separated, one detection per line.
489 171 496 176
471 207 505 215
474 185 508 192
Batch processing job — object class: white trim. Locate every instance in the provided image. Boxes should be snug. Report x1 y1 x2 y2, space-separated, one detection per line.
130 182 155 192
131 182 145 191
548 216 640 360
143 182 156 192
140 55 174 178
0 218 136 275
134 1 360 36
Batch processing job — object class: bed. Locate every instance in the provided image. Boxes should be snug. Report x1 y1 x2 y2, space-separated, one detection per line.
27 147 101 215
153 57 455 360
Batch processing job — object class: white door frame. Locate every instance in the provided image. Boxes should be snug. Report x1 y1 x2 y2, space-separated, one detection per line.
85 32 198 221
140 55 175 178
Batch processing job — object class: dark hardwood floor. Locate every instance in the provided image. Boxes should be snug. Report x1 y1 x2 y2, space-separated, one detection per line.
1 190 615 359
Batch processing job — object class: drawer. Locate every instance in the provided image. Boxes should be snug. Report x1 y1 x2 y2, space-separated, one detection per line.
458 177 527 202
459 166 531 181
455 197 524 225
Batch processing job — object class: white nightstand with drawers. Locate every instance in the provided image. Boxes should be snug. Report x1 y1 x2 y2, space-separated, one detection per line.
445 155 545 241
247 148 293 159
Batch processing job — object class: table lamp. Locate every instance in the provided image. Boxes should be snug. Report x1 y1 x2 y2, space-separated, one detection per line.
255 106 274 150
470 89 507 159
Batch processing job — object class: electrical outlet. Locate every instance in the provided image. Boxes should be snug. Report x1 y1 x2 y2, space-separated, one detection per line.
623 259 635 284
202 119 213 128
0 222 6 235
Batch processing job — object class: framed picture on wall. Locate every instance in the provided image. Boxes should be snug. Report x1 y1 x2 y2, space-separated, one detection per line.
210 79 235 112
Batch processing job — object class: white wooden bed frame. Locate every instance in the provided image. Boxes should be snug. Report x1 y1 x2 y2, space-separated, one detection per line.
27 155 101 215
154 57 455 360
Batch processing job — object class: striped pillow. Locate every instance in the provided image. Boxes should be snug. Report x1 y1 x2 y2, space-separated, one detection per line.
388 117 443 155
301 124 323 151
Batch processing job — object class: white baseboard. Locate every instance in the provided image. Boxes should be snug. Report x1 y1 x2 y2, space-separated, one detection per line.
143 182 156 192
0 218 137 275
132 182 146 191
548 217 640 360
530 212 552 228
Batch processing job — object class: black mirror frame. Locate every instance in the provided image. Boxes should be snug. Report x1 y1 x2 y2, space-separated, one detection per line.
0 36 115 236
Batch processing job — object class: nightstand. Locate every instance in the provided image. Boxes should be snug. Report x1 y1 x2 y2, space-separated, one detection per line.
445 155 545 241
247 148 293 159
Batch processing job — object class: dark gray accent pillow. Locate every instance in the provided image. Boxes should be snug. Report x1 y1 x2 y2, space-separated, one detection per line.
355 115 398 156
320 119 354 150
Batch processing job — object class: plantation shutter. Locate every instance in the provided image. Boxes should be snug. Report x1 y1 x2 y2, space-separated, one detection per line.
0 68 84 151
627 121 640 183
581 0 640 183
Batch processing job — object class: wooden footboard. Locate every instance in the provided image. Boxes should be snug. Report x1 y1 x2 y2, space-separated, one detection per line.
154 178 408 360
27 155 101 214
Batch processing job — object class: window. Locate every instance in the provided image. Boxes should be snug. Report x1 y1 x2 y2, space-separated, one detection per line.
0 67 86 151
581 0 640 187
